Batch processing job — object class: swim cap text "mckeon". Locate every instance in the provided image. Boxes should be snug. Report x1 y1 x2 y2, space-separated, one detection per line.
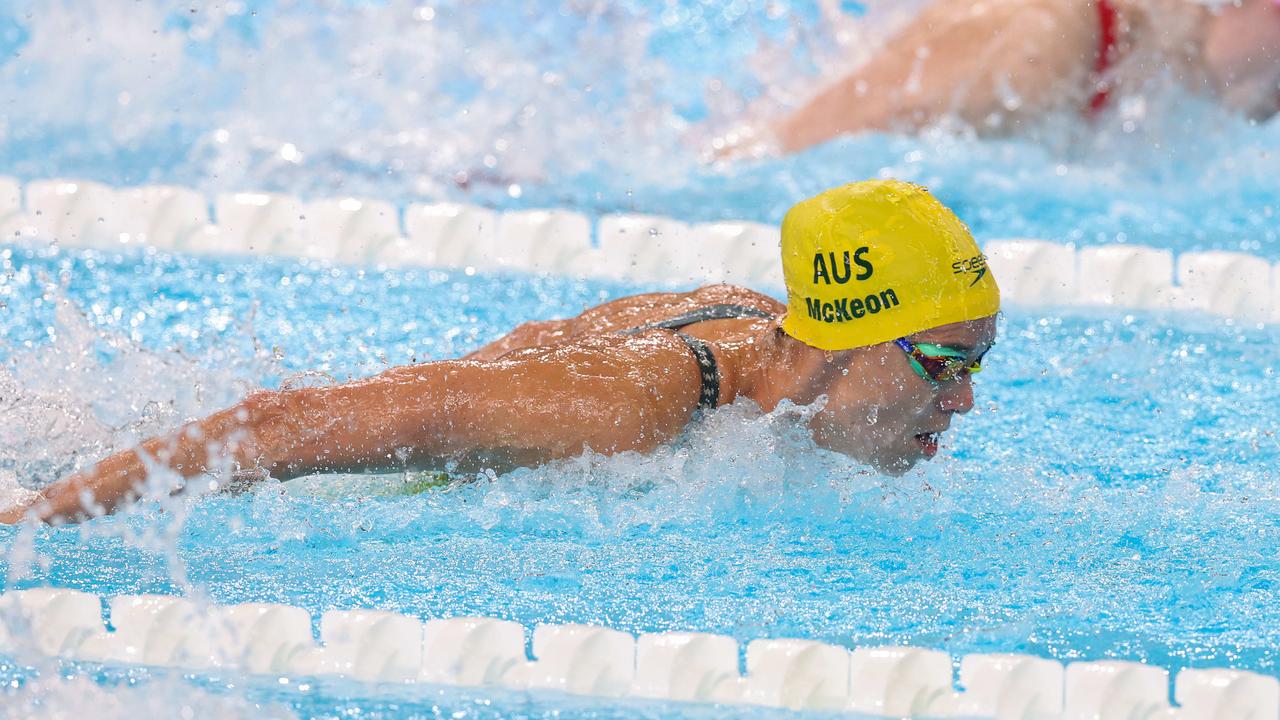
803 247 900 323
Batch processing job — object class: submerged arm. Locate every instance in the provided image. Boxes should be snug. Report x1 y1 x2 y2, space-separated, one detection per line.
0 334 701 524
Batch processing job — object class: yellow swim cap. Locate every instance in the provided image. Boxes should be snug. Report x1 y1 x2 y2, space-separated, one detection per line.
780 180 1000 351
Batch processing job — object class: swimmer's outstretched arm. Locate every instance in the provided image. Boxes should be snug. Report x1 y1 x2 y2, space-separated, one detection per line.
773 1 1092 152
0 334 700 524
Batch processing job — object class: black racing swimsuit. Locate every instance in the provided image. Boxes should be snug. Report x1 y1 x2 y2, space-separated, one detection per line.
619 303 773 411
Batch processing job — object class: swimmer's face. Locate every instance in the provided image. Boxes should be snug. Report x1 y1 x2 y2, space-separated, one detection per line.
1204 0 1280 121
808 316 997 475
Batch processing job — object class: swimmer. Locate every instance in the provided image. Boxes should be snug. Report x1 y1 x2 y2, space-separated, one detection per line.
0 180 1000 524
748 0 1280 154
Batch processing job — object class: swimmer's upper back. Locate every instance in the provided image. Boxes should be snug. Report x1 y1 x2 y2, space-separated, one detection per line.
466 285 783 361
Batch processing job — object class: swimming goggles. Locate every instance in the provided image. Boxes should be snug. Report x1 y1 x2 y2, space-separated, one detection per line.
893 338 987 385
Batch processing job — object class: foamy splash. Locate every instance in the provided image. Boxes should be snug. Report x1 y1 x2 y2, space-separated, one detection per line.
0 292 277 503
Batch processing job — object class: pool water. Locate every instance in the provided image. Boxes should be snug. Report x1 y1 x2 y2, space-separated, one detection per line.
2 0 1279 718
3 242 1279 717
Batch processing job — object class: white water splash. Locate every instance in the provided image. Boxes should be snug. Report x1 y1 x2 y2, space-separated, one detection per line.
447 396 892 538
0 289 284 587
0 295 275 492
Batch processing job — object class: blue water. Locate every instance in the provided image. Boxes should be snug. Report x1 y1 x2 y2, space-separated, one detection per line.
3 241 1279 717
2 0 1279 718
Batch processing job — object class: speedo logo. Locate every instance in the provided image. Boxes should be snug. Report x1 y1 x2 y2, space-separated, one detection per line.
952 254 988 287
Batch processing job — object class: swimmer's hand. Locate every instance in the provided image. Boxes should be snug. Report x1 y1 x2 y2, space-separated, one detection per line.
0 503 31 525
0 473 42 525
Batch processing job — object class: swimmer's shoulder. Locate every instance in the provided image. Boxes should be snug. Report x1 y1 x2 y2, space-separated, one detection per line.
571 284 780 331
687 283 784 314
474 328 708 380
470 284 783 362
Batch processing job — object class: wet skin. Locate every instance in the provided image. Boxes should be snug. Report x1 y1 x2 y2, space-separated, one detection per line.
807 316 996 475
1203 0 1280 120
0 285 997 523
771 0 1280 154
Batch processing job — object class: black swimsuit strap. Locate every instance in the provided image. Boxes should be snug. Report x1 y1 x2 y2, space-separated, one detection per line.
619 303 774 411
618 303 773 336
673 332 720 410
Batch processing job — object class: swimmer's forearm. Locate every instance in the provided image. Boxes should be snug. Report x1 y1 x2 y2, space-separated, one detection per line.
12 371 469 523
1 367 458 523
23 447 153 523
0 449 151 524
6 404 268 523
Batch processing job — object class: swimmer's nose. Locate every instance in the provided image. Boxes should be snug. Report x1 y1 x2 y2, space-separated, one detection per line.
937 375 975 414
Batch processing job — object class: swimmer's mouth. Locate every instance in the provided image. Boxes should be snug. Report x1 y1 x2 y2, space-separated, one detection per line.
915 432 939 458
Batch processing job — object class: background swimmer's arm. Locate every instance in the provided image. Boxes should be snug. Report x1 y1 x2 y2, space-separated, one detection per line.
0 334 699 524
773 1 1093 152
